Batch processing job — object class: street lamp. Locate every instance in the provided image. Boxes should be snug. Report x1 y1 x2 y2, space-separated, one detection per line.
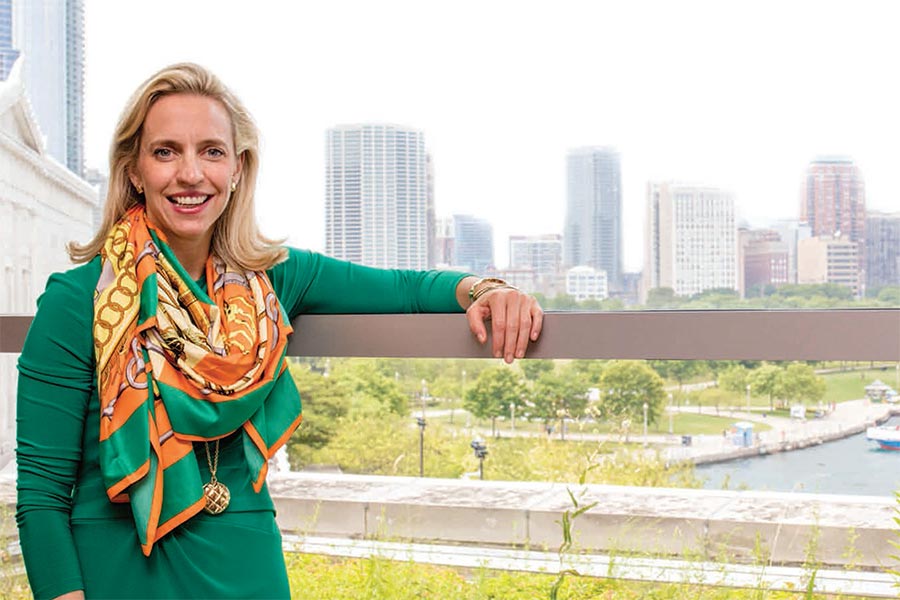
416 416 426 477
746 383 751 414
470 438 488 480
418 379 428 477
643 402 649 447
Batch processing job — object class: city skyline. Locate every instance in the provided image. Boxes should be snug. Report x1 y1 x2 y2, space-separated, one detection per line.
81 1 899 271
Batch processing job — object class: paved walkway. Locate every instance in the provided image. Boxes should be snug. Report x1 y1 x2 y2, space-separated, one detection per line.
423 399 899 465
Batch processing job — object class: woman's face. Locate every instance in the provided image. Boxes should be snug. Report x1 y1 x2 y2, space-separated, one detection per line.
130 93 242 253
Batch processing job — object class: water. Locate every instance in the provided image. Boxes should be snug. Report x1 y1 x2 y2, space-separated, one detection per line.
696 417 900 496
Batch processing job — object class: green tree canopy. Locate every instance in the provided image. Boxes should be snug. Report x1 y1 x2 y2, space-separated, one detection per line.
748 363 782 410
529 369 589 423
597 361 665 425
464 367 524 425
520 359 555 381
778 362 826 405
289 362 350 449
718 364 750 395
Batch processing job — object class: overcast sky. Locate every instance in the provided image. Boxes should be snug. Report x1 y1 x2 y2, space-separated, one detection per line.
84 0 898 271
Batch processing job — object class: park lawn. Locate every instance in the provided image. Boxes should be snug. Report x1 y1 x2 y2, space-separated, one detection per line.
651 412 772 435
821 368 896 404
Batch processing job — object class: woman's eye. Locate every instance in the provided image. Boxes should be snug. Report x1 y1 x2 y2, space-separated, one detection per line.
153 148 172 158
206 148 225 158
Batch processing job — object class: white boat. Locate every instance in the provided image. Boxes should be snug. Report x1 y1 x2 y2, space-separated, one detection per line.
866 425 900 451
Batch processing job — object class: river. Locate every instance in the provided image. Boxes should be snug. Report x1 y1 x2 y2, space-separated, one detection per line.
696 416 900 497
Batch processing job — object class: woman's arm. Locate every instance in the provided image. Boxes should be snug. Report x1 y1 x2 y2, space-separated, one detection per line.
268 250 543 362
16 271 93 600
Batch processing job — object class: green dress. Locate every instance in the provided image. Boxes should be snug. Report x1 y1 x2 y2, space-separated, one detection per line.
16 248 467 599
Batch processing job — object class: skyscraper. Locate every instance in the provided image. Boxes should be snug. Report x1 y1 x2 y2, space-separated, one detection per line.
11 0 84 175
865 211 900 290
0 0 19 80
563 147 622 288
452 214 493 272
325 124 430 270
801 157 866 242
643 182 737 299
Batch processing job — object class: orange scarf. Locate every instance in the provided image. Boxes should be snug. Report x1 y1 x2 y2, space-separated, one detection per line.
93 206 301 555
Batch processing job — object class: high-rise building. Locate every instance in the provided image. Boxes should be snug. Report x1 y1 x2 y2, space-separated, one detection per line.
11 0 84 176
509 234 562 277
643 182 737 300
0 0 19 80
738 228 789 298
770 219 812 284
797 235 861 296
508 233 563 297
565 265 608 301
564 147 622 288
325 124 430 270
801 156 865 280
865 211 900 291
452 214 493 272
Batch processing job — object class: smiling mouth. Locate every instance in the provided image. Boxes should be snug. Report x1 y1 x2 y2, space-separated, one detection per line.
167 195 211 207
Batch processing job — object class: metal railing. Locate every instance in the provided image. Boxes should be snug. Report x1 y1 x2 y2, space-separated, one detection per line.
2 309 899 597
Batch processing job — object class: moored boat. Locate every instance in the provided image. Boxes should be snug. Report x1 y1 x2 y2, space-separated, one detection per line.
866 425 900 451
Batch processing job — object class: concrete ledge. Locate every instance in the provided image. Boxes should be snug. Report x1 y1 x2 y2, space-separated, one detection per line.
268 473 899 570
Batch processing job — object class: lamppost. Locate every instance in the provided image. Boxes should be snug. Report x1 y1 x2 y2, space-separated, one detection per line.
470 438 488 480
416 416 426 477
418 379 428 477
746 383 751 414
668 393 674 434
643 402 649 447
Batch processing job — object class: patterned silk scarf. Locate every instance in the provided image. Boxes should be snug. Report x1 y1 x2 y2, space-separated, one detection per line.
93 206 302 556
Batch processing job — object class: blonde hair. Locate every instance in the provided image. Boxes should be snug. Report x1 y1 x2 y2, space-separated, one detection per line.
68 62 287 270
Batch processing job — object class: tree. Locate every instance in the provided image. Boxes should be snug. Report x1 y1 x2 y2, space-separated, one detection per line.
648 360 705 389
596 361 665 427
778 362 826 405
529 369 589 437
749 363 782 410
464 367 524 436
645 287 683 309
289 362 350 449
521 359 554 382
338 361 408 415
718 364 749 395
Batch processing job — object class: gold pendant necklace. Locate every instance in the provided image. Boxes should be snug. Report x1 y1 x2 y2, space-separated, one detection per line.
203 439 230 515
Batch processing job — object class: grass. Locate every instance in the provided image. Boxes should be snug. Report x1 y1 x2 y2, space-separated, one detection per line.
284 552 860 599
820 369 896 404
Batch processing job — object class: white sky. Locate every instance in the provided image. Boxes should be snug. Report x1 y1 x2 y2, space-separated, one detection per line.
84 0 899 271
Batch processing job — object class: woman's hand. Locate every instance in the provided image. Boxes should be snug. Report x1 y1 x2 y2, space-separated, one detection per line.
457 277 543 363
52 592 85 600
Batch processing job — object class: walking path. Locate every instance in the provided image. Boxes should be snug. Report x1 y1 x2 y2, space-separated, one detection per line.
424 399 899 466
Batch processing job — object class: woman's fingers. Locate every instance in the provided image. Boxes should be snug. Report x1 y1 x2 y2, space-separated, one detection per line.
467 288 543 363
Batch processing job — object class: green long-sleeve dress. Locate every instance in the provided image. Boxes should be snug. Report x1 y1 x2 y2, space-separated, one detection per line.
16 248 468 599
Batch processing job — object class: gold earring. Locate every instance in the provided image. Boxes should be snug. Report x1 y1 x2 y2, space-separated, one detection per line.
135 183 143 194
231 180 237 192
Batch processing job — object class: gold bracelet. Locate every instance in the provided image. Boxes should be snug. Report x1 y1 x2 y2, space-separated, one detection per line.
469 277 518 302
468 277 505 301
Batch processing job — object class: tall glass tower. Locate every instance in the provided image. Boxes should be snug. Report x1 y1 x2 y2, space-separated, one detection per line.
563 147 622 289
0 0 19 80
325 124 430 269
11 0 84 175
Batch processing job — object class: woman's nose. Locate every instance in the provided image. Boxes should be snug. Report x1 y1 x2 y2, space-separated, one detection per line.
177 154 203 185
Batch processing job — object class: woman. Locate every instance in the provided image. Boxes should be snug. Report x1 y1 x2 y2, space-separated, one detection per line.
16 63 542 599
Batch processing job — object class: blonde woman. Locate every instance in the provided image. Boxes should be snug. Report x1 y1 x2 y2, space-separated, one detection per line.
16 63 542 599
